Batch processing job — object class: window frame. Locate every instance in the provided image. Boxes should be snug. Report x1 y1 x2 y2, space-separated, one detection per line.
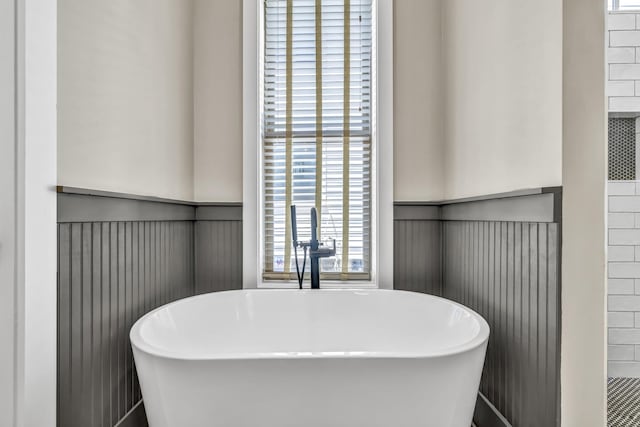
242 0 393 289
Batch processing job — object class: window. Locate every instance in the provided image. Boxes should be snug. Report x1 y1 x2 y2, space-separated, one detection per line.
610 0 640 10
261 0 374 283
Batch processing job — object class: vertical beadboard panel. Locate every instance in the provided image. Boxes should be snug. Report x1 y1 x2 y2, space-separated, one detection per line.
58 224 70 427
100 222 110 427
57 220 194 427
443 220 561 427
393 220 442 295
195 220 243 294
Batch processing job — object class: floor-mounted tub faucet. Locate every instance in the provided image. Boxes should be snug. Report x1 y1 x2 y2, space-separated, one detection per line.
290 205 336 289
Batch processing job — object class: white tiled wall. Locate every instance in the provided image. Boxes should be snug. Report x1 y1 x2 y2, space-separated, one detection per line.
608 181 640 377
608 12 640 377
608 12 640 113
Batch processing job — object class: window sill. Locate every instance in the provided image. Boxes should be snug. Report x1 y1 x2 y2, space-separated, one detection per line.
257 281 379 290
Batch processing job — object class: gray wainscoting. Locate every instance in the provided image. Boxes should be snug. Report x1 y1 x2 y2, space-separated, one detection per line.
57 220 194 427
395 189 561 427
195 205 243 294
57 187 561 427
443 220 560 427
393 205 442 295
56 189 242 427
443 189 561 427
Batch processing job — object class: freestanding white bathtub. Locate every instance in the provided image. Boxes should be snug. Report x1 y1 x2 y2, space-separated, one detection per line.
130 289 489 427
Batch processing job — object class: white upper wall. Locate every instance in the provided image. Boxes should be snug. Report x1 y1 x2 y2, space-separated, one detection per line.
57 0 194 200
192 0 446 203
442 0 563 199
193 0 243 202
394 0 444 201
608 11 640 113
58 0 565 203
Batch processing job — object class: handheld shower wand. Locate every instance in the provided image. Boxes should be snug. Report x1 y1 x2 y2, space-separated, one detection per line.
290 205 307 289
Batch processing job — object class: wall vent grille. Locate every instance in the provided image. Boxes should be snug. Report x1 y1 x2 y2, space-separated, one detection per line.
609 118 636 180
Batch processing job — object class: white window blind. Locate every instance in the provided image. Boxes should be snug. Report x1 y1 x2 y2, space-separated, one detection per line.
262 0 373 281
610 0 640 10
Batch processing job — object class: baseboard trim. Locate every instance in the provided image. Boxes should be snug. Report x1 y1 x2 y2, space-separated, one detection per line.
114 400 148 427
112 395 502 427
474 392 512 427
111 394 508 427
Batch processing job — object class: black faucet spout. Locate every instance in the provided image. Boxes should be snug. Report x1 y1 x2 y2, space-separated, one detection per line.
309 207 336 289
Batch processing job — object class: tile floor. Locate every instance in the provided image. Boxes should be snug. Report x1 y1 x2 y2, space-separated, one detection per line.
609 378 640 427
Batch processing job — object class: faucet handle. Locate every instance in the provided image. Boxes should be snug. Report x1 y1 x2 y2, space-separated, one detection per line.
312 238 336 258
310 207 318 247
324 239 336 257
290 205 298 246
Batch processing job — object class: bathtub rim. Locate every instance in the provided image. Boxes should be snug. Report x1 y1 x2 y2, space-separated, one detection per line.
130 289 490 362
